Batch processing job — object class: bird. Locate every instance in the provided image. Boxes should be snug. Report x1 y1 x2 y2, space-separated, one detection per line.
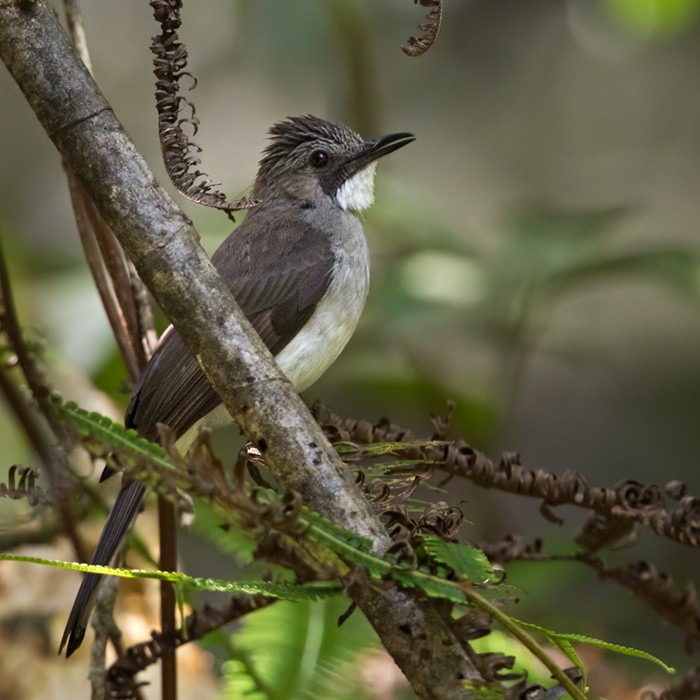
60 114 415 657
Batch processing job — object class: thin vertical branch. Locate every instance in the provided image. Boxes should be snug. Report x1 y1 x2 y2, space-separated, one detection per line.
86 200 146 365
0 237 88 562
158 497 178 700
66 175 142 382
128 259 159 359
63 0 92 73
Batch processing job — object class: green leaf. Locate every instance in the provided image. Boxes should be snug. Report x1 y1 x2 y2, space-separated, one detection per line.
421 536 495 583
335 439 443 457
300 509 469 604
512 617 675 676
51 396 175 471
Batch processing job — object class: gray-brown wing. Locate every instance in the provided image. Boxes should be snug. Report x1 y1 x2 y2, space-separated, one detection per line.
126 210 334 441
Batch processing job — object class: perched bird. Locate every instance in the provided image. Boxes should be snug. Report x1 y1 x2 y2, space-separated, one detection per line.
60 115 414 657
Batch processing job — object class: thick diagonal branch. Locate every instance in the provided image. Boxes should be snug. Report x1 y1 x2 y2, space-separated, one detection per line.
0 2 479 697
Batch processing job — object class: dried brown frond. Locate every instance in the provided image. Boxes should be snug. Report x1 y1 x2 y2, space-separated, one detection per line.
150 0 257 217
402 0 443 57
106 594 275 697
453 609 492 641
479 535 545 564
317 406 700 551
466 652 581 700
0 464 51 506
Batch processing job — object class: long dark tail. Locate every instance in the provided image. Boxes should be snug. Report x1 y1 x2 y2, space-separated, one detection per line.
59 479 147 657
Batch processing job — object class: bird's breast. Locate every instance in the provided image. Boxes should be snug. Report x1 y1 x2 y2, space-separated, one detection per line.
274 216 370 392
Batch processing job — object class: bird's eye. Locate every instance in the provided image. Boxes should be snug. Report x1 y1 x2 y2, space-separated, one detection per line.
309 149 330 169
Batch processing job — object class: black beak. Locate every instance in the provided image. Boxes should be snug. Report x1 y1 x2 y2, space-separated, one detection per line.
345 131 415 177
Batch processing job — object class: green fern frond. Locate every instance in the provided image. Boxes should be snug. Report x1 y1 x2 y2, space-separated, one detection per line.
420 535 495 583
48 399 475 606
512 618 675 679
51 396 174 471
0 552 340 600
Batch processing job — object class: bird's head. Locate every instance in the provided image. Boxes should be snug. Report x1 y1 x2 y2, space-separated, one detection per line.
253 115 414 212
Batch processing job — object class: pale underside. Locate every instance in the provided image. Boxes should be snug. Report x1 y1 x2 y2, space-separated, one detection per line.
176 174 374 450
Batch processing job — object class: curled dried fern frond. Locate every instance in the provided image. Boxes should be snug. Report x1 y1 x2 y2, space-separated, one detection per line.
106 594 275 697
150 0 257 218
0 465 51 506
402 0 443 57
318 405 700 551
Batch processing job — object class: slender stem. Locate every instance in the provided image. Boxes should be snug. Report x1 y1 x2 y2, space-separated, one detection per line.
462 585 587 700
63 0 92 73
158 496 178 700
127 258 158 359
66 173 142 382
86 197 147 368
63 0 154 377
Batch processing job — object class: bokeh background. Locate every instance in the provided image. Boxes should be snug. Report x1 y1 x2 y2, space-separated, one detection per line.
2 0 700 698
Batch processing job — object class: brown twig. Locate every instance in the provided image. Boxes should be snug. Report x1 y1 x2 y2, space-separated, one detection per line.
86 197 149 367
63 0 91 73
63 0 156 379
61 4 160 694
127 258 158 359
0 367 59 504
479 533 700 649
158 495 178 700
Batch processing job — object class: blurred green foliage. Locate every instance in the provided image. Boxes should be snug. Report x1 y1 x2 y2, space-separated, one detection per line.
217 598 416 700
603 0 700 36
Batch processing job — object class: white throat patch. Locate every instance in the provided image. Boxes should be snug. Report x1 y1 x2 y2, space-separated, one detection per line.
335 163 378 212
